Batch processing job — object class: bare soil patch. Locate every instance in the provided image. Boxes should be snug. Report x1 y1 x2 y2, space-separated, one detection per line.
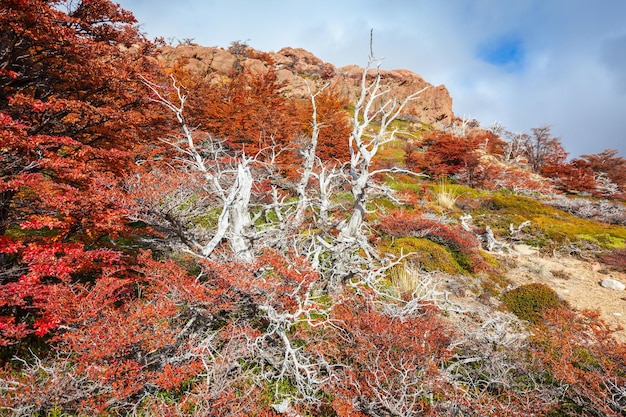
502 247 626 342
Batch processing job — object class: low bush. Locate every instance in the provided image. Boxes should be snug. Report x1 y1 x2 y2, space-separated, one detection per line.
600 248 626 271
502 283 566 324
382 236 464 274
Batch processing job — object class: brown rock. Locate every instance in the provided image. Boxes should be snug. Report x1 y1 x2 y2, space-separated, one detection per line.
157 44 454 124
158 45 238 77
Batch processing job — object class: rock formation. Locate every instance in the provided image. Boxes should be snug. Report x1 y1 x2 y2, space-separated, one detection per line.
157 44 454 125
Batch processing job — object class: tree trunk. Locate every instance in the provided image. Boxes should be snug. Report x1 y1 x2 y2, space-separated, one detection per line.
0 190 15 268
228 162 254 262
0 190 14 236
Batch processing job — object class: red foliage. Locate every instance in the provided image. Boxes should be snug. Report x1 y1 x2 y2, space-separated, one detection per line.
293 87 352 163
580 149 626 193
377 210 486 271
546 159 598 195
320 297 451 416
162 61 351 178
162 62 301 172
0 0 158 151
469 130 507 155
0 250 322 414
532 307 626 416
600 248 626 271
0 0 161 352
473 162 555 194
405 132 482 185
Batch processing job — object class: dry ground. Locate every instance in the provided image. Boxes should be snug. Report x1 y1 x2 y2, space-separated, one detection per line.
502 245 626 342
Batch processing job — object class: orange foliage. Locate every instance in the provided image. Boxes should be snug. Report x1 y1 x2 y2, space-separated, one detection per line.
160 62 302 172
293 87 352 163
406 132 482 185
320 296 451 416
532 308 626 416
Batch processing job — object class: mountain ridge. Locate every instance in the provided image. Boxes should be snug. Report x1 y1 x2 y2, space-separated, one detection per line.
157 43 454 126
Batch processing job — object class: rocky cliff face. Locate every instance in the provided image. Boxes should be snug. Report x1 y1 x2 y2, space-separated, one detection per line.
158 45 454 125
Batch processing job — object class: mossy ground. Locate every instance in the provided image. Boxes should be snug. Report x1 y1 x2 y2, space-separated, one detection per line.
380 236 466 275
469 193 626 251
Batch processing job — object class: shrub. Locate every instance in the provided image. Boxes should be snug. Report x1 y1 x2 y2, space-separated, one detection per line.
382 237 464 274
377 210 487 273
600 248 626 271
502 283 566 324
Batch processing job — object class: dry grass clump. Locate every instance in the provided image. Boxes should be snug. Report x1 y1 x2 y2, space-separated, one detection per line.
435 181 460 210
389 265 420 296
388 264 438 300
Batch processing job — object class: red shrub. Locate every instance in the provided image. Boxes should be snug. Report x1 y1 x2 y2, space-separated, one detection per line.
532 308 626 416
600 248 626 271
320 297 451 416
405 132 482 185
377 210 487 271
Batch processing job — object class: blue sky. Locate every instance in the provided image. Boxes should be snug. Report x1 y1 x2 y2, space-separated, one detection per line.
117 0 626 158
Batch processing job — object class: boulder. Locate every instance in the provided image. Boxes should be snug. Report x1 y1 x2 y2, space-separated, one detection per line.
600 278 626 291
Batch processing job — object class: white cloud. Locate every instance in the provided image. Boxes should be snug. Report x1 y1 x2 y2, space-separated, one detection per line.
119 0 626 157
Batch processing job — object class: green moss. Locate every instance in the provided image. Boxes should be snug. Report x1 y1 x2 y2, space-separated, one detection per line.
533 215 626 249
479 250 501 269
191 207 222 228
385 174 424 194
576 233 625 249
376 138 407 166
486 194 554 215
263 377 299 409
381 237 464 274
450 249 472 272
572 346 601 372
502 283 566 324
471 193 626 251
43 405 73 417
368 195 401 213
5 224 59 239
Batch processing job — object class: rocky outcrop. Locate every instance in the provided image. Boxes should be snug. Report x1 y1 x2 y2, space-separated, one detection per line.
157 45 454 125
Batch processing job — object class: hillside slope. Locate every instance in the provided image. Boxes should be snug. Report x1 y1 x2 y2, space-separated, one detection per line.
3 2 626 415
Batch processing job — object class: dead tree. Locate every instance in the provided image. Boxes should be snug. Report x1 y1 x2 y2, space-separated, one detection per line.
293 81 330 224
317 32 429 284
139 76 255 262
339 32 428 244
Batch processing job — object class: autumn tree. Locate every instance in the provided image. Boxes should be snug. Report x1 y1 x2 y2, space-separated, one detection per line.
547 159 597 195
510 125 564 174
0 0 159 347
578 149 626 197
293 85 352 163
405 132 482 185
162 58 303 174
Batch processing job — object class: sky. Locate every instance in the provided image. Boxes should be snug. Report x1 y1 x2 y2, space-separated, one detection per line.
116 0 626 158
